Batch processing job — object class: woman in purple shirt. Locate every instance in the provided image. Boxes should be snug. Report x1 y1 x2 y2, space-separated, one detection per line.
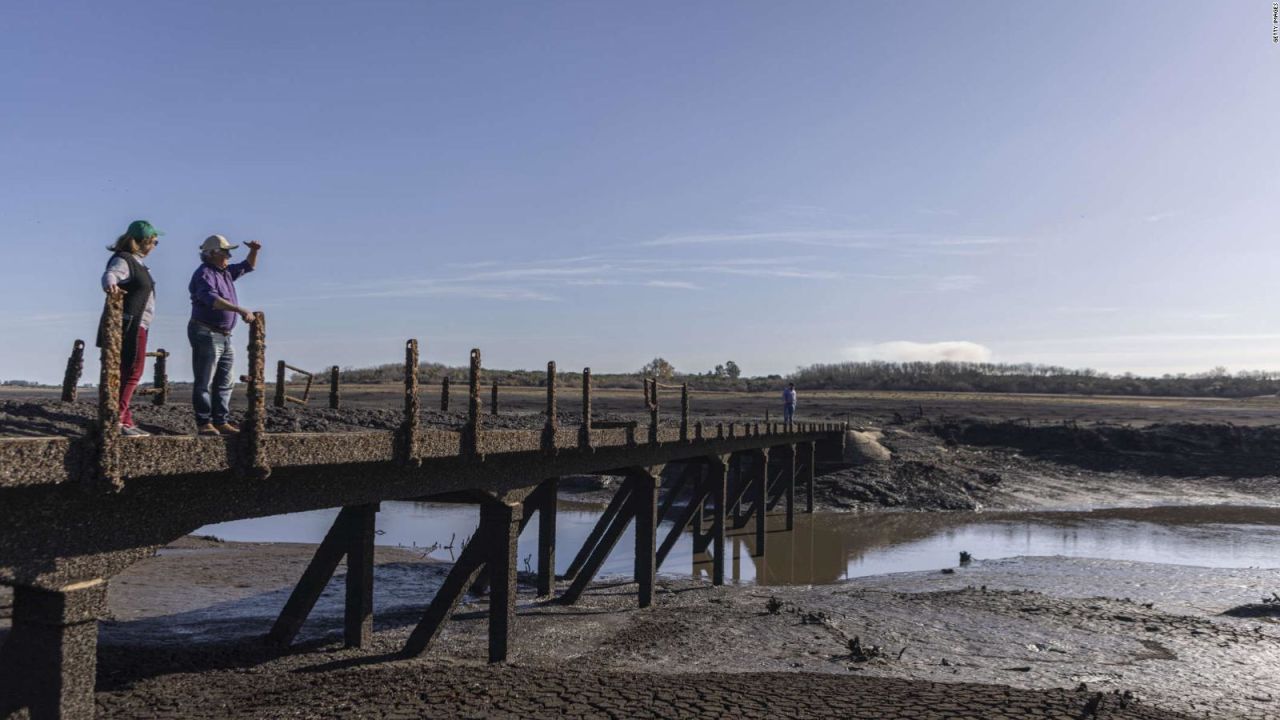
187 234 261 436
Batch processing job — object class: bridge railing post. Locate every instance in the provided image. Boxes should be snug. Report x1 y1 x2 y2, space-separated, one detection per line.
274 359 287 408
465 349 482 457
399 339 419 465
94 294 123 489
680 383 689 442
150 349 169 406
440 376 450 411
578 367 592 450
61 339 85 403
329 365 341 409
239 313 269 479
491 380 499 416
542 361 557 454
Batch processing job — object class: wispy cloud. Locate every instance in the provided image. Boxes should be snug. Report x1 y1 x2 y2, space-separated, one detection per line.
934 275 982 292
843 341 994 363
641 228 1020 255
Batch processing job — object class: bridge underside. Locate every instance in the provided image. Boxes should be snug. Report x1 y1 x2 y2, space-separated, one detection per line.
0 424 844 719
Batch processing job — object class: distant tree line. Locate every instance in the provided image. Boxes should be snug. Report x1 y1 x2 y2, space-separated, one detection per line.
787 361 1280 398
304 358 1280 399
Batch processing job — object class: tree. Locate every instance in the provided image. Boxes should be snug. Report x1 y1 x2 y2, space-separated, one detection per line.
713 364 726 378
640 357 676 380
724 360 741 380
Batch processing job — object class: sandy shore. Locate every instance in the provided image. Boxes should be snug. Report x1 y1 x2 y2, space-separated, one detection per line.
12 533 1251 719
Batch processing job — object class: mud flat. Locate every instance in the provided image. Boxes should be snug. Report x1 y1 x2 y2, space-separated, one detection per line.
72 537 1272 719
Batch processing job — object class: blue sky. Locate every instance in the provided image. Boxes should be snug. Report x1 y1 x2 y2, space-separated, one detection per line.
3 1 1279 383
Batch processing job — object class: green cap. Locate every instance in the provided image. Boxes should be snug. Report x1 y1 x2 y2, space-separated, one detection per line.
125 220 163 240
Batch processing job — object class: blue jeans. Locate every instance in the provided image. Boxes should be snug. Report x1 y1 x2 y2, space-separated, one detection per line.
783 404 795 424
189 321 235 425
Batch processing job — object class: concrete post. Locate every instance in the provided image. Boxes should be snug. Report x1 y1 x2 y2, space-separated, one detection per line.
440 376 450 412
466 349 482 457
239 314 269 479
752 449 768 556
95 293 122 489
632 468 660 608
61 339 85 402
578 368 592 450
680 383 689 441
275 359 287 408
799 441 816 514
490 381 499 416
542 362 557 455
537 478 558 596
707 455 728 586
0 580 109 720
483 500 521 663
344 503 378 648
329 365 340 410
400 339 420 465
151 349 168 406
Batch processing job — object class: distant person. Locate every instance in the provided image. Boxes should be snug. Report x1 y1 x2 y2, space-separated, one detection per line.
782 383 797 425
188 235 261 436
99 220 162 436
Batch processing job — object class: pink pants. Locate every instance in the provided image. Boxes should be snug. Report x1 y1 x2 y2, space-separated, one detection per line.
119 326 148 427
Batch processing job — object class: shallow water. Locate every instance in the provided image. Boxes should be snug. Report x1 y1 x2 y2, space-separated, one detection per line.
198 503 1280 587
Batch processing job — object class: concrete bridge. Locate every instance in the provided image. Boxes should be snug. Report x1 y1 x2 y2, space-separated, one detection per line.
0 296 847 719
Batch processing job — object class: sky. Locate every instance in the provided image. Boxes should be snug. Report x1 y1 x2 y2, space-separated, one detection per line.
3 1 1280 383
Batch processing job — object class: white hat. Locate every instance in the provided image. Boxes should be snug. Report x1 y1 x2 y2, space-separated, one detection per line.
200 235 239 253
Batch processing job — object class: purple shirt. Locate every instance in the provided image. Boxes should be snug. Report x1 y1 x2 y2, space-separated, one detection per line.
189 261 253 333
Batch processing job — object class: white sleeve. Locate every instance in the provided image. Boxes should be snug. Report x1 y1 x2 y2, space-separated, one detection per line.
102 256 131 290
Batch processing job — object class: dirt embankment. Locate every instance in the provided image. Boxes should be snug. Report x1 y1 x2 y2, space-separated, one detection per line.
810 419 1280 513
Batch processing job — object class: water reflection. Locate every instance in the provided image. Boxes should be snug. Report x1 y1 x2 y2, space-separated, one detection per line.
199 504 1280 588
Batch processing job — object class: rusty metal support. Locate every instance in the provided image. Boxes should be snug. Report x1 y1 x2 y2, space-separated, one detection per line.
537 477 558 596
60 339 85 402
491 381 499 416
542 361 557 455
94 294 123 489
465 349 481 457
632 467 661 608
0 580 108 720
399 340 419 465
578 367 592 450
329 365 341 409
440 376 450 411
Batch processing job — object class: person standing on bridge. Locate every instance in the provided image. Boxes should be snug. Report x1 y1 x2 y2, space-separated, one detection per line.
782 383 797 426
98 220 162 437
188 234 261 436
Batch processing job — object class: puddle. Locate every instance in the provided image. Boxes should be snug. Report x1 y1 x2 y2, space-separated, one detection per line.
198 503 1280 587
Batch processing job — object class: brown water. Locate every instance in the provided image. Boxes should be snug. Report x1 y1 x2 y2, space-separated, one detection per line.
199 503 1280 587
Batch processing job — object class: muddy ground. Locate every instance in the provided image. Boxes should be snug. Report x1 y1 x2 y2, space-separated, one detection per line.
5 388 1280 717
11 537 1272 719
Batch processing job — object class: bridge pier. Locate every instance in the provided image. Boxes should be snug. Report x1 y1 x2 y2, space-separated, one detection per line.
403 498 523 662
536 478 558 597
0 579 107 720
267 503 381 649
561 466 664 606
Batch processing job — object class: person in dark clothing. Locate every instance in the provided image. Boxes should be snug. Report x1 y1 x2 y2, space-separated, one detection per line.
98 220 162 436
